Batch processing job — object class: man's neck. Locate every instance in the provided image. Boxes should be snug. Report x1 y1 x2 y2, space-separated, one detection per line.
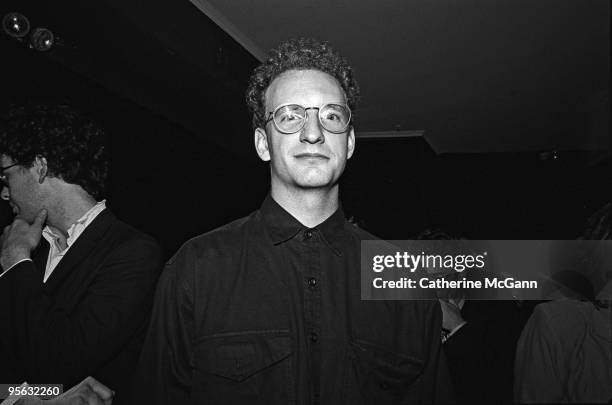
270 184 340 228
46 192 97 239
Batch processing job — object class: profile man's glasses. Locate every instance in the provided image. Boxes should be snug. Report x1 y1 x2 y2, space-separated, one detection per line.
265 103 352 134
0 162 18 186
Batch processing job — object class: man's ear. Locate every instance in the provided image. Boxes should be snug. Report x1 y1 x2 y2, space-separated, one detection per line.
34 156 48 184
254 128 271 162
347 127 356 160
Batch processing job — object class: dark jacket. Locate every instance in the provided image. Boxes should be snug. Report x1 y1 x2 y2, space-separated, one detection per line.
0 210 163 404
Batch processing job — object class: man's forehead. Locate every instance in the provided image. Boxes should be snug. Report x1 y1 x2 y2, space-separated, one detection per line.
264 69 345 110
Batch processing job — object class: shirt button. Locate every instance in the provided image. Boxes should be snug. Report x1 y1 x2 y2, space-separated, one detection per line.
304 229 313 239
307 277 318 288
310 332 318 343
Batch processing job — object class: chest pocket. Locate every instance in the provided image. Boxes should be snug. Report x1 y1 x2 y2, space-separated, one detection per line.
345 339 424 404
193 330 294 404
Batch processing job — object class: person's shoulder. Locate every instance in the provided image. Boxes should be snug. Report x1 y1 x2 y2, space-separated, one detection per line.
94 212 163 276
111 215 157 244
103 211 161 252
167 211 257 265
159 212 258 290
536 299 592 317
531 299 593 335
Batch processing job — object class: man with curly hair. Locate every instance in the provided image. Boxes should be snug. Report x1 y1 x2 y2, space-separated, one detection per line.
133 38 451 404
0 103 163 405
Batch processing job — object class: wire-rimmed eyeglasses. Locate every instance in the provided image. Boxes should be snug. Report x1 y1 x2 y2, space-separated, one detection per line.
264 103 352 134
0 162 18 186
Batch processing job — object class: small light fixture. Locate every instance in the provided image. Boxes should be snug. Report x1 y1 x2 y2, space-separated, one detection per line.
538 150 559 161
2 12 30 38
30 27 54 51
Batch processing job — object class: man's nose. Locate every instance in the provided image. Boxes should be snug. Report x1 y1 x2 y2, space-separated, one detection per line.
1 184 9 201
299 111 325 144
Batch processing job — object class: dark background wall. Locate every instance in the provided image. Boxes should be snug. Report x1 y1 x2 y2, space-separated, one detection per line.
343 138 610 240
0 38 268 257
1 20 610 258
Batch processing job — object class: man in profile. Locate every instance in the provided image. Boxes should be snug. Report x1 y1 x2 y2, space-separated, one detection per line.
0 103 163 404
133 38 451 404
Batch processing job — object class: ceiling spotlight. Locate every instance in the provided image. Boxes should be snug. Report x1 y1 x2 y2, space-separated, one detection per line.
2 12 31 38
30 27 54 51
538 150 559 161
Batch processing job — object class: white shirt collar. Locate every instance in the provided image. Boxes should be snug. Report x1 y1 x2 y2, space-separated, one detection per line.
42 200 107 251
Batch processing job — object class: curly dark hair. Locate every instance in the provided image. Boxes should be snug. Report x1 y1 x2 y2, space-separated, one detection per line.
245 37 360 130
0 103 108 200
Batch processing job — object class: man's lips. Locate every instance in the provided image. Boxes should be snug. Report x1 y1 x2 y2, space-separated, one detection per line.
294 153 329 160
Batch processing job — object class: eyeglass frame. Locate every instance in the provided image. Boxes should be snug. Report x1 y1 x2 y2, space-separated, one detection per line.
264 102 352 134
0 162 19 186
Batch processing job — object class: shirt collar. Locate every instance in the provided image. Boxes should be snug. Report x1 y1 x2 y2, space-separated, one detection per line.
42 200 107 250
260 194 346 255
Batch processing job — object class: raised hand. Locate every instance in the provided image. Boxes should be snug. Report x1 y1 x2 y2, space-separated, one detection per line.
0 209 47 270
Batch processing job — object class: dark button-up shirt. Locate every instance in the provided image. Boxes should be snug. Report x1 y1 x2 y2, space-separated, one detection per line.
132 196 452 404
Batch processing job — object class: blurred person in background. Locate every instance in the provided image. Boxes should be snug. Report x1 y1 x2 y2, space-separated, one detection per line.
0 102 163 405
514 203 612 403
417 228 532 404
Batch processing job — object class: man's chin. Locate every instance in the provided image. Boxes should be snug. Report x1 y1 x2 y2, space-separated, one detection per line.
294 175 336 189
272 168 340 190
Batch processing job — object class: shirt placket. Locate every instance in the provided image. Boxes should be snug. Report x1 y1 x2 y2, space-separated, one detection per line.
302 228 322 405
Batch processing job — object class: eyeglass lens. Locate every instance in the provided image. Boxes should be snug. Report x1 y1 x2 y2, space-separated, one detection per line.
274 104 350 133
